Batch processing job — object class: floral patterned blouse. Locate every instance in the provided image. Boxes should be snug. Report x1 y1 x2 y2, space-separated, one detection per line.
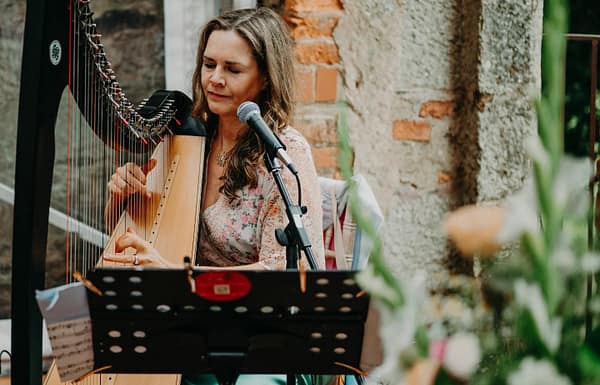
198 127 325 270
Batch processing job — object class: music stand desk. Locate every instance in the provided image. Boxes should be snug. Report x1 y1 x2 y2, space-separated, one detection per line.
86 268 370 383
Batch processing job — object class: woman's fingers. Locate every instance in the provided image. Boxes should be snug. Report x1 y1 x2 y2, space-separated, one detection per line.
103 228 165 266
114 228 146 253
102 252 155 266
102 253 138 265
109 160 156 199
141 158 157 175
116 163 145 189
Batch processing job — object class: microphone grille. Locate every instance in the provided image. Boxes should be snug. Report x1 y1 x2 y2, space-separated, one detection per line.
237 101 260 123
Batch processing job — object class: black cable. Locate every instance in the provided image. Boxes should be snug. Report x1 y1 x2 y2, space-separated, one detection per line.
294 172 302 207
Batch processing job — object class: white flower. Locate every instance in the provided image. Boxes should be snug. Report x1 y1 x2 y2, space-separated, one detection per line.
524 135 551 169
356 265 401 305
496 178 539 244
363 272 427 385
550 246 577 274
365 306 416 385
514 280 562 353
442 332 481 380
507 357 571 385
496 143 591 245
580 252 600 274
553 155 592 218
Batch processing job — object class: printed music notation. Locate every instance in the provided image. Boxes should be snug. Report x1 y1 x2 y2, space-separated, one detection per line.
35 281 95 382
47 318 94 381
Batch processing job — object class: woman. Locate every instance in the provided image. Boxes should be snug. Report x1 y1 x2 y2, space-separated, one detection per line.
104 8 328 385
104 7 325 273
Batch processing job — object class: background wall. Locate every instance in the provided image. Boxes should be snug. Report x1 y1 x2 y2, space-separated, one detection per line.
286 0 542 279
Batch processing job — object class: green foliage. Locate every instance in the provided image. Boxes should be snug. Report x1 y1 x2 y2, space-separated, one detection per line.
564 1 600 157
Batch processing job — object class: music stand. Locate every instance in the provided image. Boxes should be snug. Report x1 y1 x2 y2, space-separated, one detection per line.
85 268 370 385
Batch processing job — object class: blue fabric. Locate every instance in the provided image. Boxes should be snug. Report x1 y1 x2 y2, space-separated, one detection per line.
351 230 361 270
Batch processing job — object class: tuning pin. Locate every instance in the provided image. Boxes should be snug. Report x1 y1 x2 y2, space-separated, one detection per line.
148 135 158 146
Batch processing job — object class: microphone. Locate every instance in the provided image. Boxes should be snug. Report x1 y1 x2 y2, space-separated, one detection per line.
237 101 298 174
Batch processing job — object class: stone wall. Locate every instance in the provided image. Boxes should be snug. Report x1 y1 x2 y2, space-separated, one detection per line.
286 0 543 279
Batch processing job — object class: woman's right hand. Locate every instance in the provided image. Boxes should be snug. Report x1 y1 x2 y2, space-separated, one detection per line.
103 227 174 268
107 158 157 200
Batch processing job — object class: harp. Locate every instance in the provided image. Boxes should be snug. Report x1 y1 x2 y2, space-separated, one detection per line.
11 1 206 384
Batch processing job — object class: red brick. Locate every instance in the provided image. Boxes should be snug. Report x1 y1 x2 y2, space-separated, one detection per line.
295 66 315 103
392 120 431 142
315 67 337 102
295 117 338 144
419 100 455 119
438 172 452 184
312 146 338 168
285 0 343 13
286 16 339 39
294 42 340 65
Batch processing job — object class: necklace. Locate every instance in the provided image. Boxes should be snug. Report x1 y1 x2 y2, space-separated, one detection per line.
216 151 227 167
215 135 229 167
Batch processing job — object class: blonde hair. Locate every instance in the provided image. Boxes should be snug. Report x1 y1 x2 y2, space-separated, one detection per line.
191 7 295 202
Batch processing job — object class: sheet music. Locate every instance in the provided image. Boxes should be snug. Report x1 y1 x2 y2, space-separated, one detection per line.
47 318 94 381
36 282 94 381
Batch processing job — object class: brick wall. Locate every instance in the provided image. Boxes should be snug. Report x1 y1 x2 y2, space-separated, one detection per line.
283 1 457 182
283 0 343 178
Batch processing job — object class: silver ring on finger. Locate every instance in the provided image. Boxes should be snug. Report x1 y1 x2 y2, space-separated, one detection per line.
133 254 140 265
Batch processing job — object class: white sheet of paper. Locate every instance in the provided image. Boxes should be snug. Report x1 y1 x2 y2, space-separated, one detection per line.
36 282 94 381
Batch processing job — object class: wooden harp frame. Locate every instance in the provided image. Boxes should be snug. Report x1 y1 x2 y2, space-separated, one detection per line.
11 1 206 384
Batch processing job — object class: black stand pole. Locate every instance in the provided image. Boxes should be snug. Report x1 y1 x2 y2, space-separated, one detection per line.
263 154 320 385
263 154 318 271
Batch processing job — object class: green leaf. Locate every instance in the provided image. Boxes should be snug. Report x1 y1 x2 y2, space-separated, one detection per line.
578 344 600 382
415 325 429 357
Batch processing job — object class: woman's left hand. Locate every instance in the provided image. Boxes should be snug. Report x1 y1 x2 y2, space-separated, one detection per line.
103 227 173 268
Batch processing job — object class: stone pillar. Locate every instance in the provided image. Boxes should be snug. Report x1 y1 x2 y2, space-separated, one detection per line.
286 0 543 279
163 0 217 96
234 0 257 8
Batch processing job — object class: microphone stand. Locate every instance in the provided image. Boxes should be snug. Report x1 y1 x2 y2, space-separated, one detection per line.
264 154 318 270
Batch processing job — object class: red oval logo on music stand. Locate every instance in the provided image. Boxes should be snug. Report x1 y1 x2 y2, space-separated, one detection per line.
194 271 252 301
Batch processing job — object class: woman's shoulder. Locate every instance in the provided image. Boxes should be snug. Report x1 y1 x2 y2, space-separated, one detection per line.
280 126 311 154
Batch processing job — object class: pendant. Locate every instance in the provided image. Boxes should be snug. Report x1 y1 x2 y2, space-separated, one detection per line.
216 151 227 167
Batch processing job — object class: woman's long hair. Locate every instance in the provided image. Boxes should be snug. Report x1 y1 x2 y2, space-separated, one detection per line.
191 7 295 203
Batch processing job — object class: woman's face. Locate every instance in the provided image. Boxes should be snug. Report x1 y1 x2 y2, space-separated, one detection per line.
201 30 265 119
